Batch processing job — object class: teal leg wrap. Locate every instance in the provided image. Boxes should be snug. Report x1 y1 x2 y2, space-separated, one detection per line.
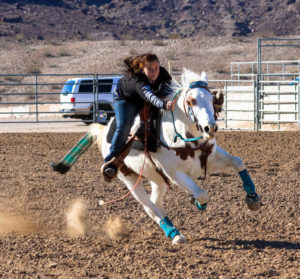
239 169 255 195
61 132 94 167
189 196 207 211
195 200 207 210
159 217 180 240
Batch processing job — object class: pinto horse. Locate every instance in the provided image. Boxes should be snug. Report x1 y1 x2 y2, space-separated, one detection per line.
90 69 261 244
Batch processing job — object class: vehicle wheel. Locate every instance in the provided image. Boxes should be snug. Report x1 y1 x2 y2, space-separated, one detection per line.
82 116 93 125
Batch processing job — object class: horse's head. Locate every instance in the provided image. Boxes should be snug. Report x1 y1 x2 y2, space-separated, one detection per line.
176 68 223 140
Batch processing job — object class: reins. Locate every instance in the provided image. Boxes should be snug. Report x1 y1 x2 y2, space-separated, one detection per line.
100 80 212 205
99 105 149 206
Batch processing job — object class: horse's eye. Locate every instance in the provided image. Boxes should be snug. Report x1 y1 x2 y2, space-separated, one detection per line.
191 99 196 105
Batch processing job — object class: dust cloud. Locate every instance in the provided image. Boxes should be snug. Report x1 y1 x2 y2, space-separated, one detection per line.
66 199 89 237
0 212 37 234
106 216 130 240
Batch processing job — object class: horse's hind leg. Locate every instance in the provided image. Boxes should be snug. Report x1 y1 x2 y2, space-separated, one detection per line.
118 172 163 223
209 146 261 211
149 180 187 244
149 180 167 217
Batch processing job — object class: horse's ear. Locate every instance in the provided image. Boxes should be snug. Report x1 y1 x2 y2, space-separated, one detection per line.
200 71 208 83
181 68 189 88
212 90 224 119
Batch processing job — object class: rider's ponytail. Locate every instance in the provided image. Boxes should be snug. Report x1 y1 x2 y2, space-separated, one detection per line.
124 54 159 77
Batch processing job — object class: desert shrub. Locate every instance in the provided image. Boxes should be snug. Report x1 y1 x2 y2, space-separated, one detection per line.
15 33 24 41
215 64 230 74
168 33 179 39
51 84 61 90
42 49 56 58
129 49 137 55
4 76 23 82
165 51 178 61
58 49 72 57
152 40 167 46
24 64 42 74
48 40 62 46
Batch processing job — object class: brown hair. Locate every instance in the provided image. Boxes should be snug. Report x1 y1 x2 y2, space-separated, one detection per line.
123 53 159 76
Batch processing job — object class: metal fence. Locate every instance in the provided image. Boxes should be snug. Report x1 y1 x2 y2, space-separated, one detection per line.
0 73 119 124
0 73 299 130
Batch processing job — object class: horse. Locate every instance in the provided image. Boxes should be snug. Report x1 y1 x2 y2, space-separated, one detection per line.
89 68 261 245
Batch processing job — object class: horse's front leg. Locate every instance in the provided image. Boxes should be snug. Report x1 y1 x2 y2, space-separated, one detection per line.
209 146 261 211
174 171 210 207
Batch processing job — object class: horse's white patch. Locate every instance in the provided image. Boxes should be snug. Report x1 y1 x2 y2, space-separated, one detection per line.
105 216 130 240
66 199 89 236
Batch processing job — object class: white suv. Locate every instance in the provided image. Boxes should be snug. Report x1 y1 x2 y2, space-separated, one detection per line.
60 76 121 124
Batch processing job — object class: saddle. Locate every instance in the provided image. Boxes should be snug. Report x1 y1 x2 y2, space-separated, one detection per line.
106 102 161 168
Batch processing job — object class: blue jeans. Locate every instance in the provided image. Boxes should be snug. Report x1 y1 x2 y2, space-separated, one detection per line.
104 98 143 163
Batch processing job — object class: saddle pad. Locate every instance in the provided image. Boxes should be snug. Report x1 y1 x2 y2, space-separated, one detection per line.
106 117 157 152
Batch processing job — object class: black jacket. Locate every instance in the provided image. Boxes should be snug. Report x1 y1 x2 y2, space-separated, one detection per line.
117 66 172 109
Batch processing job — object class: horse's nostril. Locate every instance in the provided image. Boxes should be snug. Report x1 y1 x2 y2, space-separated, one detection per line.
214 125 218 132
204 126 210 133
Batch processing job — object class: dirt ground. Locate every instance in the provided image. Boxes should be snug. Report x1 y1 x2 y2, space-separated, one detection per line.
0 131 299 279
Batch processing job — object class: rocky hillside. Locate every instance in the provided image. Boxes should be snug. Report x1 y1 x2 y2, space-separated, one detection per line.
0 0 299 41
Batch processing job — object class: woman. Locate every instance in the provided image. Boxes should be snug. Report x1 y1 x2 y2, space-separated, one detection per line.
51 54 175 181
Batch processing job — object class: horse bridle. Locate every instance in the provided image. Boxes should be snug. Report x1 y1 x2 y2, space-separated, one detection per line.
170 80 211 143
183 81 212 132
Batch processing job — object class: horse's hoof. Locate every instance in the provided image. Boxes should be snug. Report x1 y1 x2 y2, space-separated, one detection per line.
172 234 187 245
245 193 261 211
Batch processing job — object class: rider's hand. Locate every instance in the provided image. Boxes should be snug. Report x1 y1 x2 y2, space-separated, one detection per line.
165 100 175 111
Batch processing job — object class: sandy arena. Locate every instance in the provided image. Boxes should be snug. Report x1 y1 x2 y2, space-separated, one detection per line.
0 130 299 278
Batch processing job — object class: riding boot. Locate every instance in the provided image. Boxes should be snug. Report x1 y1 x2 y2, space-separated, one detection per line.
50 132 95 174
101 158 118 182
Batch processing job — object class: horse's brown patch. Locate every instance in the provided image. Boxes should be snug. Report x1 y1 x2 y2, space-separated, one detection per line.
199 141 214 177
174 144 195 160
119 164 137 177
161 135 214 178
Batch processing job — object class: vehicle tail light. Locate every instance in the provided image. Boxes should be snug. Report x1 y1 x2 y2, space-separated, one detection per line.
71 97 75 103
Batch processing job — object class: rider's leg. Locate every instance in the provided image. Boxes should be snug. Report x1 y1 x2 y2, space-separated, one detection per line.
102 99 141 180
50 132 95 174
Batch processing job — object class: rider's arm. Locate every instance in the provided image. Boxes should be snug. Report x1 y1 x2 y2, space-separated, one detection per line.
135 81 168 109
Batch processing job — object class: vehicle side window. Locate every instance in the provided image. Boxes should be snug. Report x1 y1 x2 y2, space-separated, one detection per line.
98 79 113 93
62 80 75 94
78 80 93 92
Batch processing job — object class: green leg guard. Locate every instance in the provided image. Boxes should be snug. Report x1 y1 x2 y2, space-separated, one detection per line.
61 132 95 167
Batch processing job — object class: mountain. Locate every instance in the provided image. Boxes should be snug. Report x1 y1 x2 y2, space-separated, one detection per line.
0 0 299 41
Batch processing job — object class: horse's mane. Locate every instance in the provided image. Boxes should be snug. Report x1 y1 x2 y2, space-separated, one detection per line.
165 68 208 101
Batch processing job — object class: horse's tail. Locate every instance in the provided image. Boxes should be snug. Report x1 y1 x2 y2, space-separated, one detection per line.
87 123 103 148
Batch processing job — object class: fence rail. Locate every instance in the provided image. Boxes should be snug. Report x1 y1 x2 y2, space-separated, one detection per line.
0 73 299 130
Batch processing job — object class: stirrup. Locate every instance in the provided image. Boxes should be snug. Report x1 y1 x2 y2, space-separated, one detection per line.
101 158 117 182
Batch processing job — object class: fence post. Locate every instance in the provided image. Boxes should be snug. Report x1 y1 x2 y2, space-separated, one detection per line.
35 74 39 123
225 80 228 129
95 74 99 123
92 74 96 123
298 80 300 129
